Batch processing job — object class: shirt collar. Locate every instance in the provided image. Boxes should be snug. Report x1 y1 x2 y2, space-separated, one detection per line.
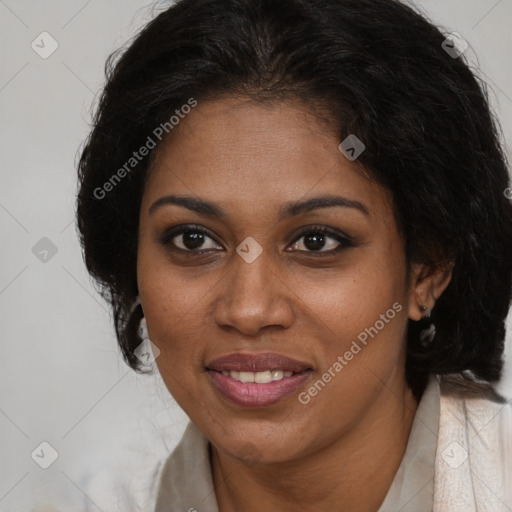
155 375 440 512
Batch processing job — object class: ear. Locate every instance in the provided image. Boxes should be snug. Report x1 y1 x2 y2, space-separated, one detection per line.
407 261 454 321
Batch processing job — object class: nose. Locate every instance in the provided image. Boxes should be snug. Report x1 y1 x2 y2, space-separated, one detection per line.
212 249 295 337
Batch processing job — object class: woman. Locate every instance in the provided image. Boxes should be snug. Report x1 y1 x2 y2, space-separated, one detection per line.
76 0 512 510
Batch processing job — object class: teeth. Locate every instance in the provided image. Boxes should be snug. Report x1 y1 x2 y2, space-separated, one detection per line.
255 370 272 383
239 371 255 383
271 370 283 381
221 369 294 383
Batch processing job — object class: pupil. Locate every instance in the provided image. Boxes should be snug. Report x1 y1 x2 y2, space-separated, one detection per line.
304 233 325 251
183 231 204 249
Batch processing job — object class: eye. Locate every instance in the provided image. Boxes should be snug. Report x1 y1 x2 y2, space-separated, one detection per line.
159 224 354 255
287 226 354 254
159 224 222 252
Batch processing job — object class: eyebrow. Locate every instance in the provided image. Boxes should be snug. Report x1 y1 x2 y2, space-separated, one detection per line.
148 194 370 220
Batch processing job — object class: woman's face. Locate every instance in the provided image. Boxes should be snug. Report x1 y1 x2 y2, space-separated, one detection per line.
137 97 418 463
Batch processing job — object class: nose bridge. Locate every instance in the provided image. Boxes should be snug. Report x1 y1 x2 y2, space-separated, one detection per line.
228 245 276 306
229 233 273 289
212 244 294 333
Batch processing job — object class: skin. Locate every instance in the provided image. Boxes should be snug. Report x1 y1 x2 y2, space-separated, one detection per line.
137 96 452 511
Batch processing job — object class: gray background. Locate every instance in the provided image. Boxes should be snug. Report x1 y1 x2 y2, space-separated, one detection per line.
1 0 511 510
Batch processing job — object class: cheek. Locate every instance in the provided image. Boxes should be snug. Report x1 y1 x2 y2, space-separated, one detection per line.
295 275 408 428
137 247 218 377
296 253 405 336
295 251 408 379
139 269 212 410
141 276 211 361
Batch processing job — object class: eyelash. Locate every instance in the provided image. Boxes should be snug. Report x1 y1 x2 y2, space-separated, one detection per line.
158 224 355 256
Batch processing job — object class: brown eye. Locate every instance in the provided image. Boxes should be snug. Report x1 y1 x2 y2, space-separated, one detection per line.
288 227 354 254
159 225 223 252
159 224 354 255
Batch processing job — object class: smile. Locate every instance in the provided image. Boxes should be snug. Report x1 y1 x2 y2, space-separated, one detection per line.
221 369 294 383
208 369 312 407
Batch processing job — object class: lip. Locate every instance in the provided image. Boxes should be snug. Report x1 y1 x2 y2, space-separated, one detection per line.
208 370 313 408
206 352 312 373
206 352 313 408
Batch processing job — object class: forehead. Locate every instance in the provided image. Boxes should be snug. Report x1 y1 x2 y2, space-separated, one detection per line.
143 97 394 223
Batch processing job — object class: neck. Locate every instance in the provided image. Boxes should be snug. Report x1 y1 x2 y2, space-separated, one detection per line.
212 375 419 512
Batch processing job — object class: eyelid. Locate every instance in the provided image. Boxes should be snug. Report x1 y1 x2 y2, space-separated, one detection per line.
158 223 222 250
289 224 352 244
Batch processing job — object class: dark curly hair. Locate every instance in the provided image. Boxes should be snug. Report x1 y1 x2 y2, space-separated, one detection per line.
76 0 512 402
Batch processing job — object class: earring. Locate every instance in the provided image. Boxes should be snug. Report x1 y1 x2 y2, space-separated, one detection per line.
131 295 142 314
138 316 149 341
419 305 436 346
132 295 149 340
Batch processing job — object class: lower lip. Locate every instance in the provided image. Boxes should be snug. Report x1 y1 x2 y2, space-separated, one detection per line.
207 370 313 408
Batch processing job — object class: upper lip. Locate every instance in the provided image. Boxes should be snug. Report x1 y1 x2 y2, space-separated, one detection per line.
206 352 312 373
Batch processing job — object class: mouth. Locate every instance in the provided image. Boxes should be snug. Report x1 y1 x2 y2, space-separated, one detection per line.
218 369 295 383
206 352 313 408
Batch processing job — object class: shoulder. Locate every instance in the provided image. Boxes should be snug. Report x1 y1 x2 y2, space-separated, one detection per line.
438 375 512 434
153 421 219 511
435 375 512 507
